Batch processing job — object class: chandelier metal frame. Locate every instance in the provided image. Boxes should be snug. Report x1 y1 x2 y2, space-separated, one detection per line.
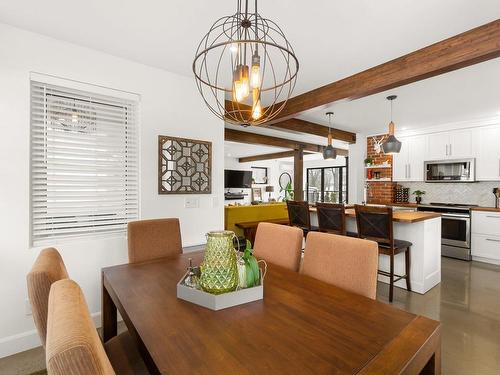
193 0 299 126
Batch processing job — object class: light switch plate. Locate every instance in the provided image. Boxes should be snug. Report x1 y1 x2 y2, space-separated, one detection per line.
185 197 200 209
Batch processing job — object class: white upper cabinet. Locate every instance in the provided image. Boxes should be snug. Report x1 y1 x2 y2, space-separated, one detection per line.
427 130 473 160
392 135 427 181
427 133 450 160
407 135 427 181
475 125 500 181
449 130 474 159
392 136 409 181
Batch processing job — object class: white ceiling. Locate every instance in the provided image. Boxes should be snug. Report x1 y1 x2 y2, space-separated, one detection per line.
1 0 498 97
1 0 499 135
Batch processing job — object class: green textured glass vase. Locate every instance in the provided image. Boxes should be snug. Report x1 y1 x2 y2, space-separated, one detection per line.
199 231 238 295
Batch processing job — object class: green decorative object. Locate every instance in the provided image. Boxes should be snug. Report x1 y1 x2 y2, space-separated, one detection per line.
199 231 239 295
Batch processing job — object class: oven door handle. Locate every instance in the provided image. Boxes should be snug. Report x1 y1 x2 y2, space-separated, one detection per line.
442 213 470 219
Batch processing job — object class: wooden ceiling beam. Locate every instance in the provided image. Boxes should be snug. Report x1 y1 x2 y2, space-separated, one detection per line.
238 150 313 163
225 128 348 156
224 100 356 143
264 19 500 123
267 118 356 143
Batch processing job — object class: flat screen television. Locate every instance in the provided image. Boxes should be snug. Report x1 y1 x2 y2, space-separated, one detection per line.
225 170 253 188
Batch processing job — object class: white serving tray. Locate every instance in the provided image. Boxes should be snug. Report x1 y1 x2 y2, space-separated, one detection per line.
176 271 263 311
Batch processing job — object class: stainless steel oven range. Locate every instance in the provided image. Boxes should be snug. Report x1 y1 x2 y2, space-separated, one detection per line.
417 203 477 261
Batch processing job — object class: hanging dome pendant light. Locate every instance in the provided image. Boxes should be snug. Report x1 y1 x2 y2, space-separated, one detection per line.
193 0 299 126
382 95 402 154
323 112 337 160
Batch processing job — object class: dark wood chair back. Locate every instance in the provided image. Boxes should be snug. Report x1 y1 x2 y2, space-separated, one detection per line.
316 203 346 235
286 200 311 232
354 205 394 246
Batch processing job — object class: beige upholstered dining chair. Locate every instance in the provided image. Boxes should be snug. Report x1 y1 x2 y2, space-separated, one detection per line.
46 279 149 375
301 232 379 300
127 218 182 263
27 247 69 348
253 222 303 272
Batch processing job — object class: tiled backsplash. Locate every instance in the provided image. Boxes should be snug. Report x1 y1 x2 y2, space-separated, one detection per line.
399 181 500 207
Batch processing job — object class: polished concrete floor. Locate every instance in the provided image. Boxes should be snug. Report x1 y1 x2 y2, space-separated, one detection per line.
377 257 500 375
1 258 499 374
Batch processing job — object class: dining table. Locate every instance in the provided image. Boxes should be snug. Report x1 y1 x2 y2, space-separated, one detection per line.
102 251 441 374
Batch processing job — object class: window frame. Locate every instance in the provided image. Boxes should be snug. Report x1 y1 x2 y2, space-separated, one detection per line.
29 74 140 246
306 159 349 204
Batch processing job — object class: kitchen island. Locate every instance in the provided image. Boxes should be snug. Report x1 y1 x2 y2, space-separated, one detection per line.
310 208 442 294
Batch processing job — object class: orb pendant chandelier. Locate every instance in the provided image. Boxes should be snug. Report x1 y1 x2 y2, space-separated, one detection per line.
193 0 299 126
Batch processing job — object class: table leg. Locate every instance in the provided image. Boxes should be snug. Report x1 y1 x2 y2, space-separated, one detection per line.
102 275 117 342
421 345 441 375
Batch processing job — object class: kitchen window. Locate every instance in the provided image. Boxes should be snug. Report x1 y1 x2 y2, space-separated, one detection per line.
306 163 348 204
30 79 139 245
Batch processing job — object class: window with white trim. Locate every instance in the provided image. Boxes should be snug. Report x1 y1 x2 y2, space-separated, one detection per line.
30 80 138 245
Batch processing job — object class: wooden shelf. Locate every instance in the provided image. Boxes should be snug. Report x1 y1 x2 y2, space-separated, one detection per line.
365 165 391 169
365 178 392 182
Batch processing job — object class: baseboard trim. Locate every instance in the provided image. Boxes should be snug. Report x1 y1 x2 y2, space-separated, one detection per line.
0 312 103 359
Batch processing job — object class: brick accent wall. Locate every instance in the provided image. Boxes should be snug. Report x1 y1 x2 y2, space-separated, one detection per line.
366 135 395 204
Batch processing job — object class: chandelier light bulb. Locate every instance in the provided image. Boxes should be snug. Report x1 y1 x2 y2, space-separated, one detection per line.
252 89 262 120
250 51 261 88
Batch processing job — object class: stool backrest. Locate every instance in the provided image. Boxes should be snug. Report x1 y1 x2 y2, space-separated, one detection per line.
316 203 346 235
286 200 311 231
354 205 393 246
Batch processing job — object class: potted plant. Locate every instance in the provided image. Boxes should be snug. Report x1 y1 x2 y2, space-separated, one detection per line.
364 157 374 166
412 190 426 204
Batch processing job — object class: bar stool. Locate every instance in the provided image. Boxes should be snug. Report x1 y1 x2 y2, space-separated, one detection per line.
286 200 318 237
316 203 357 237
354 205 412 303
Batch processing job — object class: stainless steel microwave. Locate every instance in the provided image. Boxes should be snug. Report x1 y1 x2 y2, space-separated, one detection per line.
424 159 475 182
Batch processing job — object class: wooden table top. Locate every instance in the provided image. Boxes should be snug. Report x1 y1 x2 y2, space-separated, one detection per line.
102 252 440 374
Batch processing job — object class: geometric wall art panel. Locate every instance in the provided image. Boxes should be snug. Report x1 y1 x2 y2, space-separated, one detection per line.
158 135 212 194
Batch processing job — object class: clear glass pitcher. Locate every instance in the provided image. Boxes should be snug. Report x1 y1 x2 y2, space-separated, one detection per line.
199 231 239 294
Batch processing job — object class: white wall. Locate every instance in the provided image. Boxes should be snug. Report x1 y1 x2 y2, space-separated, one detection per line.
0 23 223 357
224 157 284 204
348 134 367 204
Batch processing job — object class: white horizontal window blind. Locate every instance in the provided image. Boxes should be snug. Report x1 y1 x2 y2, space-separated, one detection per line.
30 80 138 245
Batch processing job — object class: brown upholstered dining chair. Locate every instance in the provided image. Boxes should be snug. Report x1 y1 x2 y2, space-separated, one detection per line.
27 247 69 348
286 200 318 236
354 205 412 302
128 218 182 263
46 279 148 375
253 222 303 272
301 232 379 300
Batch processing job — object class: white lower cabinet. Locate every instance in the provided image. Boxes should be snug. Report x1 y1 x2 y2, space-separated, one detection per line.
471 211 500 263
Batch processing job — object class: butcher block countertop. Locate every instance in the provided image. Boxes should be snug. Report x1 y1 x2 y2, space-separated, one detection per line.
471 207 500 213
344 209 441 223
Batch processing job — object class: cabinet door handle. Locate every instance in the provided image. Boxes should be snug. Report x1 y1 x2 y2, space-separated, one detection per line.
408 164 411 179
449 144 452 156
405 164 408 179
486 216 500 219
486 238 500 243
445 144 448 156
